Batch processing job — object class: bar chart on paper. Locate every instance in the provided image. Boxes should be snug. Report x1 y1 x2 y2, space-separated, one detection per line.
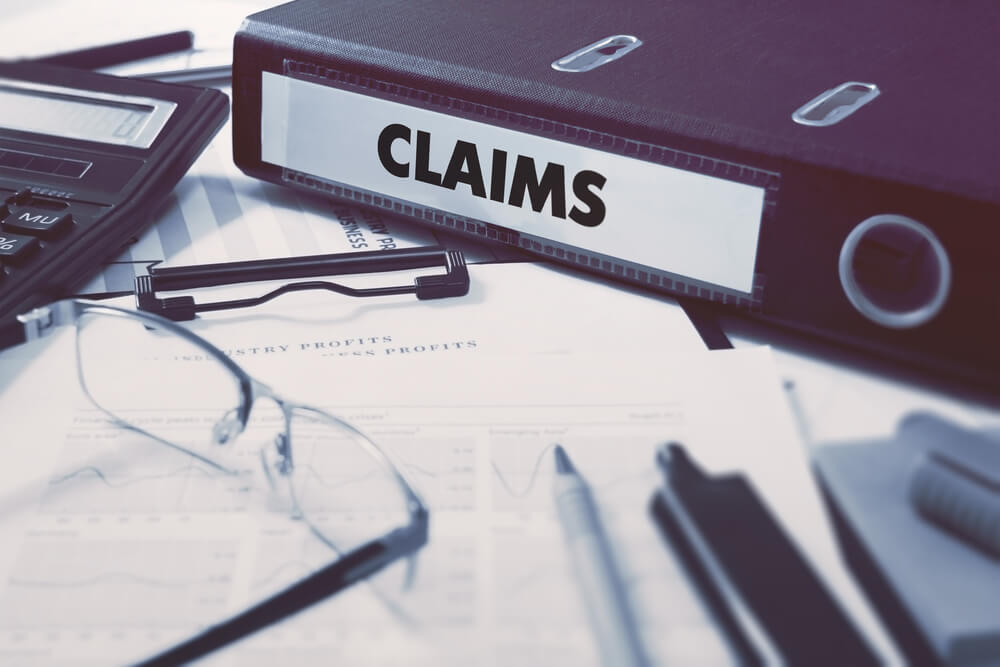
82 110 522 296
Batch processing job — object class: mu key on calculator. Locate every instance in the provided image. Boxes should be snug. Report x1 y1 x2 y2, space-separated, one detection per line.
0 61 227 322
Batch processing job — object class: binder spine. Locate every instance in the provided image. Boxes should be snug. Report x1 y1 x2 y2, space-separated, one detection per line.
271 59 782 310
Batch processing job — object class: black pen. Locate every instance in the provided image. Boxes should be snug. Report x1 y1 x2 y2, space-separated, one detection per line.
650 443 880 667
32 30 194 70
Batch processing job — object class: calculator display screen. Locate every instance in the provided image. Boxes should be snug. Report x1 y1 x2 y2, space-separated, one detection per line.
0 78 177 149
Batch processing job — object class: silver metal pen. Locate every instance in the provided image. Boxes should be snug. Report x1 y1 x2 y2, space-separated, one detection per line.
553 444 649 667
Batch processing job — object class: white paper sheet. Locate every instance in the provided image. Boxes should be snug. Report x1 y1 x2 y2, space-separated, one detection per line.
0 280 883 665
722 325 1000 449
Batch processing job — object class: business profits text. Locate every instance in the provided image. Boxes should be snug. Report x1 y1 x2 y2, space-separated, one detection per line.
377 123 607 227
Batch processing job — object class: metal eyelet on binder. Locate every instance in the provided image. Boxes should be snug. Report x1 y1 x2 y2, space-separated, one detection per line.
551 35 642 72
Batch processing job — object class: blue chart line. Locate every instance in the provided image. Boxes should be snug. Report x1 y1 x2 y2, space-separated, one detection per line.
490 443 556 498
49 464 223 488
39 460 252 514
393 451 477 511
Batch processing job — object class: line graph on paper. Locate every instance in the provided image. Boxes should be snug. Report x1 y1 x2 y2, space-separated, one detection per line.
35 412 262 515
39 460 251 514
40 419 481 516
0 539 237 630
282 426 478 514
377 434 476 512
38 443 254 515
488 426 685 512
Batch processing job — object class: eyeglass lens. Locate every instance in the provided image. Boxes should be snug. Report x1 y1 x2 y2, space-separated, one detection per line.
72 309 419 598
75 310 245 461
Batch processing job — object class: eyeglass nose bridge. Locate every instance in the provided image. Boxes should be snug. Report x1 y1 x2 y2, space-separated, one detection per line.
257 423 301 518
262 430 294 478
209 376 259 448
244 394 297 482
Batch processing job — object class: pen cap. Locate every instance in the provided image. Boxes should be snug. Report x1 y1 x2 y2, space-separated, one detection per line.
657 442 707 489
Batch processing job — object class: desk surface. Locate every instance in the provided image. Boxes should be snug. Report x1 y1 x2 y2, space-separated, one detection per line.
2 4 999 666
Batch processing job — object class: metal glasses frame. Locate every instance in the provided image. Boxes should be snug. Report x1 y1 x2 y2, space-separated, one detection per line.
8 298 430 666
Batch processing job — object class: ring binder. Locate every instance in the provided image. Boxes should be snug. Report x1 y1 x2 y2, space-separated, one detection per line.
231 0 1000 387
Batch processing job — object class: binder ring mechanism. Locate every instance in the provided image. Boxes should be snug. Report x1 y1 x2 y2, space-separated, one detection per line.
135 246 470 321
792 81 880 127
551 35 642 72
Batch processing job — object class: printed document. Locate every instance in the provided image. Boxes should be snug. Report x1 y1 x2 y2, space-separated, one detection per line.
0 275 881 665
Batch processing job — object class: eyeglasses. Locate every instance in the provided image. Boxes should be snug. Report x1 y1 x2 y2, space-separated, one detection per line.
5 298 429 666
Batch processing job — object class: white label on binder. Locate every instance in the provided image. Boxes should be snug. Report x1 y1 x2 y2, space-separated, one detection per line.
261 72 766 293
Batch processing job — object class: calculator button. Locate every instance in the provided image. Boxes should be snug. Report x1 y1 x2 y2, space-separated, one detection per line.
11 188 33 205
0 232 39 263
3 208 73 237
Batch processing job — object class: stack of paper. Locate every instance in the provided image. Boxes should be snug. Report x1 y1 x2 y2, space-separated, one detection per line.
0 263 887 665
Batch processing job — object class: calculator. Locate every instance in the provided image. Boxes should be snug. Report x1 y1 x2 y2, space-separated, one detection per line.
0 61 228 319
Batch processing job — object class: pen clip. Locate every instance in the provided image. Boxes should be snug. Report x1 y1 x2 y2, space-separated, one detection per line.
135 246 470 321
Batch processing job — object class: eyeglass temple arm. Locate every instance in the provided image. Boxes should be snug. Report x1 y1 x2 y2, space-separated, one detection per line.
135 509 429 667
135 246 470 321
0 300 80 351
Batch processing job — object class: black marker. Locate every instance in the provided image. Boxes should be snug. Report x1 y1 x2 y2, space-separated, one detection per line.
650 443 880 667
